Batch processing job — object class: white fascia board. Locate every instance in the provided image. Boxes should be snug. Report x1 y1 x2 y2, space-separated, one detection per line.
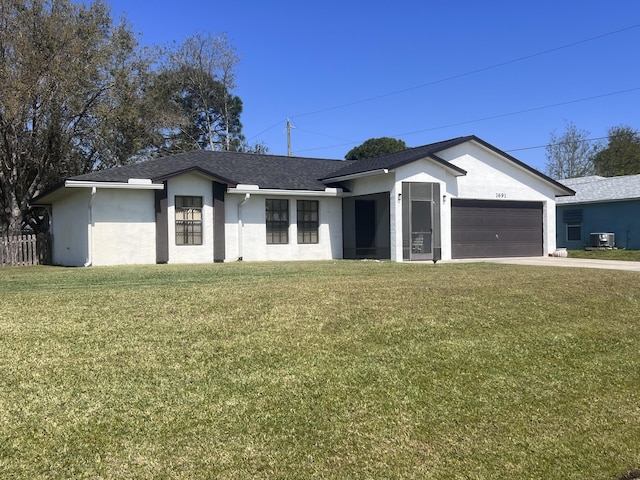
557 197 638 205
322 168 390 183
228 186 344 197
65 180 165 190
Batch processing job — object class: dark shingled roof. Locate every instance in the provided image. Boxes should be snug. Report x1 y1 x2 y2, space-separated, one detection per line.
40 135 572 198
69 150 353 191
70 138 473 190
320 134 572 196
322 137 472 179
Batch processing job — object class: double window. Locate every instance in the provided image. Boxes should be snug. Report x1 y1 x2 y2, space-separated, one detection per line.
175 196 203 245
265 199 320 244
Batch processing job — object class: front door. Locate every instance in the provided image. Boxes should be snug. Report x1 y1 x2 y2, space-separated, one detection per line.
410 199 432 261
402 182 440 261
355 200 376 257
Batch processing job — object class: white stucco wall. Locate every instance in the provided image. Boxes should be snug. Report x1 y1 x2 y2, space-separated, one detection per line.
224 193 343 262
50 187 157 266
166 173 215 264
346 173 395 197
91 189 156 266
50 189 91 267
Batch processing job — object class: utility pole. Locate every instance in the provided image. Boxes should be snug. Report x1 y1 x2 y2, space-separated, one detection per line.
286 118 294 156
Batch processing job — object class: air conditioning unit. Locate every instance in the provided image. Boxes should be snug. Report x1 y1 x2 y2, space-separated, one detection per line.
589 232 615 248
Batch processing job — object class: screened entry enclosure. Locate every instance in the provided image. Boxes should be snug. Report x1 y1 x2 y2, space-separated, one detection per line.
342 193 390 259
402 182 441 261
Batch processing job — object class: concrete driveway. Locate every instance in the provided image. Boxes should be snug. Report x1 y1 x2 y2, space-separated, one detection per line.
445 256 640 272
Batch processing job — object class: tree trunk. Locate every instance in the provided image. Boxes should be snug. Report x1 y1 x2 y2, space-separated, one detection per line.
2 192 23 265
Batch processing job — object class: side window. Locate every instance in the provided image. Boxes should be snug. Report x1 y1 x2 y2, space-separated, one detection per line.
563 209 583 243
175 196 203 245
297 200 319 244
266 199 289 244
567 224 581 242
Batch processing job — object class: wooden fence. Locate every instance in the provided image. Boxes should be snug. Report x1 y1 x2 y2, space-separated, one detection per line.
0 234 51 267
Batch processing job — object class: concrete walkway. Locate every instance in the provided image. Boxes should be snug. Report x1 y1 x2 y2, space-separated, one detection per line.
444 256 640 272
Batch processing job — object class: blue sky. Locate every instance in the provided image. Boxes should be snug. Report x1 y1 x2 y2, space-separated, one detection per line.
105 0 639 172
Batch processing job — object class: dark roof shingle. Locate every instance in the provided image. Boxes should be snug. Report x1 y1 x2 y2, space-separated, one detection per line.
321 137 471 179
69 150 350 191
49 135 573 197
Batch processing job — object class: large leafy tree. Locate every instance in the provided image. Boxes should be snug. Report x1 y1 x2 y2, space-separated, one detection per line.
592 125 640 177
345 137 407 160
151 33 258 153
544 122 595 179
0 0 152 236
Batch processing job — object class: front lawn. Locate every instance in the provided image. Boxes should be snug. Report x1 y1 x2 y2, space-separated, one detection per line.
1 261 638 479
569 249 640 261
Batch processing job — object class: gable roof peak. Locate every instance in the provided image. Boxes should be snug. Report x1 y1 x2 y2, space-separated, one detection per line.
321 136 479 180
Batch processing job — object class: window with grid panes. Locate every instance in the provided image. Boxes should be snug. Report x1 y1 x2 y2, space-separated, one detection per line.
266 199 289 244
175 196 203 245
297 200 319 244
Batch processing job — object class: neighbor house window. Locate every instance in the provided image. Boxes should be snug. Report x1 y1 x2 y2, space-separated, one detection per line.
567 224 581 242
175 196 203 245
266 199 289 244
563 209 583 243
297 200 319 244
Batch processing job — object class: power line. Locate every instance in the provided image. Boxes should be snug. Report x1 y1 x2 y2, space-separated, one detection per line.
248 23 639 146
294 86 640 154
247 23 639 156
505 136 608 154
392 87 640 138
288 23 640 120
506 131 638 154
247 119 285 141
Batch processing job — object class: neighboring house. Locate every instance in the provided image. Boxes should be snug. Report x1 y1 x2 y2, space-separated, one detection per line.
32 135 574 266
556 174 640 250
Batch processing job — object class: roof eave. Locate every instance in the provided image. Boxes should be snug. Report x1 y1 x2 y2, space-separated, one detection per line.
31 179 165 205
228 185 344 197
425 154 467 176
557 196 640 205
151 165 237 186
65 179 165 190
322 168 391 183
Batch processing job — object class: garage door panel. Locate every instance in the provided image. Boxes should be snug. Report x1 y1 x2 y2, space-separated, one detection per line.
451 200 543 258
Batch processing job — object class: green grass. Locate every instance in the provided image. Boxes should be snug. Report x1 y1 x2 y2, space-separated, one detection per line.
569 249 640 261
1 261 639 479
